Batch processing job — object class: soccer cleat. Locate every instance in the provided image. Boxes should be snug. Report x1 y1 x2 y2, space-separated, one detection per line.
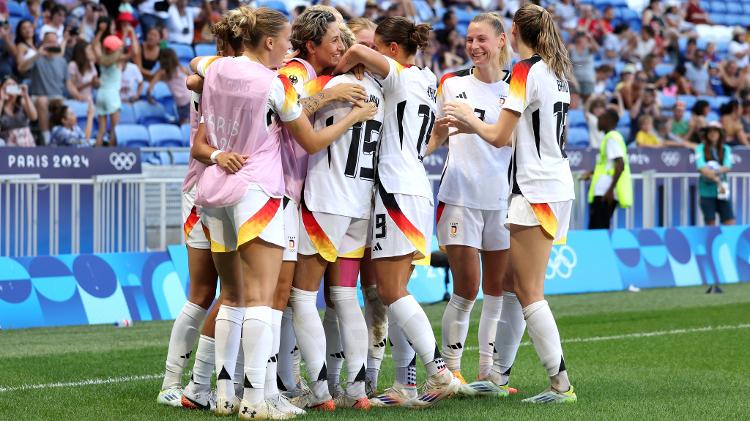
215 395 240 416
403 369 460 409
334 392 372 410
267 394 306 416
451 370 479 396
365 377 378 398
156 386 183 407
238 399 295 420
522 386 577 404
369 382 417 407
181 382 216 411
469 370 515 397
452 370 467 385
307 399 336 411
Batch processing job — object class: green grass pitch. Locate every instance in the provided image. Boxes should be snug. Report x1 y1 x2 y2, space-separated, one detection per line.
2 284 750 420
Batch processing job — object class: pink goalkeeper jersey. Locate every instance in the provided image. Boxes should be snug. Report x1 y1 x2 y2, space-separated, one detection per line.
195 57 284 207
182 91 203 192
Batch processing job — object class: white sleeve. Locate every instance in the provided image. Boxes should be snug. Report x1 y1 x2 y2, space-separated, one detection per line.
376 56 400 93
606 137 625 161
268 76 303 122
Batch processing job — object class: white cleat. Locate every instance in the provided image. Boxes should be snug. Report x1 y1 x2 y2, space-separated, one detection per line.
369 382 417 407
181 381 216 411
239 399 297 420
267 393 306 416
522 386 577 404
156 386 183 407
403 370 460 409
215 395 240 416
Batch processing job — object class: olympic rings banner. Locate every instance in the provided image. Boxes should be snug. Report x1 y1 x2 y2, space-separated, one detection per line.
0 147 142 178
2 225 749 329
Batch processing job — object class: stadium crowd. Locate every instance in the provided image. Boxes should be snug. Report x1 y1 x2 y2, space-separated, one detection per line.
0 0 750 150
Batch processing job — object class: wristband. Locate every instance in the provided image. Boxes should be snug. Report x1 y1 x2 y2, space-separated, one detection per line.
210 149 222 163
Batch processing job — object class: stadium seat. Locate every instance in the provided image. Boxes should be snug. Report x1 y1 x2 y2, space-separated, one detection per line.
568 110 587 128
64 100 90 127
712 14 729 26
119 103 136 124
617 113 630 128
115 124 150 148
660 95 677 110
655 63 674 78
677 95 697 110
727 3 743 14
150 81 171 101
180 124 191 144
134 100 172 125
9 16 21 34
194 43 217 57
707 111 719 122
166 43 195 63
7 1 26 17
258 1 289 15
567 127 589 147
148 123 184 147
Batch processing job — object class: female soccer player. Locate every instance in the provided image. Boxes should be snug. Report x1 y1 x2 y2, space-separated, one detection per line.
443 3 578 404
333 16 461 408
428 12 523 395
191 7 375 418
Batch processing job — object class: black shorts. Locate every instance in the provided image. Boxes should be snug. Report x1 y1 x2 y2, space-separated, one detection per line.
699 197 734 223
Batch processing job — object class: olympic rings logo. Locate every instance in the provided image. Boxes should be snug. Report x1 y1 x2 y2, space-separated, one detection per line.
109 152 137 171
546 245 577 279
660 151 681 167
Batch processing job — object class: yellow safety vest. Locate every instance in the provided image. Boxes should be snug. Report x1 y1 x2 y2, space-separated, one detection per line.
587 130 633 208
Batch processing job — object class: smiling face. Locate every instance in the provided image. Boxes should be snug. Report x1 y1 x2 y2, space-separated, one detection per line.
19 20 34 41
309 22 344 68
465 21 504 69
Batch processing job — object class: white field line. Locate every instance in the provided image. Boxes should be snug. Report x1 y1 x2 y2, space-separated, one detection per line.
1 323 748 394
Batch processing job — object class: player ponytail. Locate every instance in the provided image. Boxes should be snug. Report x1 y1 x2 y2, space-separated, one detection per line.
513 3 572 80
471 12 512 70
233 6 288 50
375 17 431 56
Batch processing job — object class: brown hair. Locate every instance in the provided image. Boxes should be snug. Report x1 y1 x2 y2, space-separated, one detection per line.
159 48 180 80
375 17 431 56
470 12 512 70
233 6 288 50
339 23 355 50
72 41 91 75
702 127 726 163
291 8 338 59
513 4 572 80
347 17 376 35
49 99 68 127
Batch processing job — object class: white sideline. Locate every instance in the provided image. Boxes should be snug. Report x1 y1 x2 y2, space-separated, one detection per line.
1 323 748 394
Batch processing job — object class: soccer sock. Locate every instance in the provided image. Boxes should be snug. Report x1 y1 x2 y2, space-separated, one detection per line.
242 306 273 405
277 307 297 392
389 295 445 377
388 321 417 386
523 300 570 392
265 309 282 398
441 294 474 372
493 291 526 384
190 335 215 390
162 301 208 389
330 286 368 398
363 285 387 390
322 306 344 396
214 305 244 400
478 294 503 378
234 341 244 398
290 287 330 401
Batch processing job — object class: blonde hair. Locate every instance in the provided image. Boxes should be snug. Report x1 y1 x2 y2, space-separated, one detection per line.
347 17 376 35
513 4 572 80
233 6 288 50
339 23 355 50
471 12 512 70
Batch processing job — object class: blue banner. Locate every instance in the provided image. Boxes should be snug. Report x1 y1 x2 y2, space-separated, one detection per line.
0 147 142 178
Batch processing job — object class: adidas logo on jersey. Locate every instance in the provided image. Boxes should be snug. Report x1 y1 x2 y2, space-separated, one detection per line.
373 243 383 251
456 92 468 99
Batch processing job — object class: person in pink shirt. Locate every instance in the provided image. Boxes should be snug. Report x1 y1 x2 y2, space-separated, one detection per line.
189 6 375 418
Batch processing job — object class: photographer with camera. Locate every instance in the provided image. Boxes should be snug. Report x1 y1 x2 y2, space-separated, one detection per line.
167 0 197 45
0 77 38 147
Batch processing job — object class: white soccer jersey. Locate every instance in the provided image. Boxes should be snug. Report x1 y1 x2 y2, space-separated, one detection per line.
436 67 512 210
504 56 575 203
375 57 437 200
304 74 385 219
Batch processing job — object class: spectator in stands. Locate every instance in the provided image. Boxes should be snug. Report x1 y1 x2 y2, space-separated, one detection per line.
14 19 36 79
708 64 724 96
585 96 607 148
40 4 66 42
593 64 614 95
0 13 16 80
642 0 666 31
439 28 466 70
621 70 650 112
167 0 197 45
634 26 656 61
363 0 381 21
685 51 712 96
147 48 190 124
49 98 95 147
67 41 99 102
570 31 597 104
554 0 578 33
138 0 169 33
719 60 743 97
93 33 123 146
668 101 690 141
687 99 710 143
577 4 611 43
728 29 750 69
742 100 750 134
115 11 140 43
120 49 143 103
641 53 662 85
136 26 163 81
663 32 681 64
0 77 38 147
329 0 366 20
601 24 628 66
79 1 103 42
696 122 734 226
19 31 71 145
26 0 43 30
679 37 698 66
635 115 663 148
686 0 711 25
719 100 750 147
435 10 457 46
655 116 691 148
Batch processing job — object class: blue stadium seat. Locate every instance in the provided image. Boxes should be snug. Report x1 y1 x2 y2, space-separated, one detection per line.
712 14 729 26
567 127 589 147
660 95 677 110
711 2 727 13
64 100 90 127
9 16 21 34
119 103 136 124
134 100 171 125
655 63 674 77
194 43 217 57
180 123 191 144
568 110 586 128
167 43 195 62
616 113 630 128
258 1 289 15
115 124 150 148
707 111 719 122
727 3 743 14
743 4 750 15
677 95 697 110
7 1 26 17
150 81 172 102
148 123 184 147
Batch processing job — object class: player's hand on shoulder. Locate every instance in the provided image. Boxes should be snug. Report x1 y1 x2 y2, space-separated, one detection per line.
329 83 367 104
352 101 377 122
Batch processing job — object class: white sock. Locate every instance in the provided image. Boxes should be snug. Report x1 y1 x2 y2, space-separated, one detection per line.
234 342 244 398
242 306 273 405
388 320 417 386
478 294 503 378
363 285 387 389
323 306 344 395
277 307 297 392
441 294 474 371
523 300 570 391
265 309 282 398
190 335 215 390
215 305 244 400
162 301 208 389
493 291 526 383
389 295 445 377
330 286 368 398
290 287 330 401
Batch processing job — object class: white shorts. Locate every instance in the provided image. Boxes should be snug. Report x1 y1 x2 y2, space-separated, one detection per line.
371 185 433 265
201 185 284 252
436 202 510 251
182 185 210 250
506 194 572 245
299 203 368 262
283 197 299 262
